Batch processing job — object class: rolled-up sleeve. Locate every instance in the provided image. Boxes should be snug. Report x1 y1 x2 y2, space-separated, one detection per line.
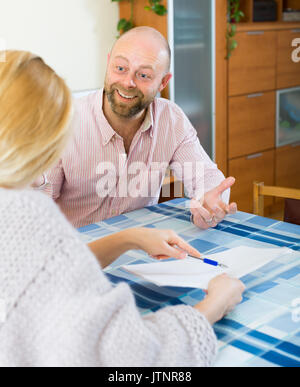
43 159 65 200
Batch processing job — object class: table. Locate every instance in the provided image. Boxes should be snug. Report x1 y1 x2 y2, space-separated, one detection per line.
78 198 300 367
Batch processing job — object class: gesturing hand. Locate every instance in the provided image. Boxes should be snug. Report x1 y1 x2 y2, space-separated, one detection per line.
191 177 238 229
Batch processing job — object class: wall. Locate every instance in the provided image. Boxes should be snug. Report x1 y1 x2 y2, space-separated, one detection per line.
0 0 119 91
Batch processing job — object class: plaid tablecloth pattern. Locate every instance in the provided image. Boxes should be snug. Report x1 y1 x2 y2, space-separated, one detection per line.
78 198 300 367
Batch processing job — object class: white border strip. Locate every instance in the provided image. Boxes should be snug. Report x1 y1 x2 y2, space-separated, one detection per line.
0 38 6 62
167 0 175 102
211 0 216 162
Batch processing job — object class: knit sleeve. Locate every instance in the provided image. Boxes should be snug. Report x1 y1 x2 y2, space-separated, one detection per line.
97 283 218 367
0 190 218 367
1 239 218 367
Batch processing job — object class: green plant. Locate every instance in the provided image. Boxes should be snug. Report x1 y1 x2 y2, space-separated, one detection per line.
226 0 244 59
144 0 167 16
111 0 167 36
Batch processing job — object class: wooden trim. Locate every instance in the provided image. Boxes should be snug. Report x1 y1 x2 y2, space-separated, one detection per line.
215 0 228 176
239 0 253 23
237 21 300 32
277 0 283 22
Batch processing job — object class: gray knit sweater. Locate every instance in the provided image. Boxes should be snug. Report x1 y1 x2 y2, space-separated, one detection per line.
0 188 217 367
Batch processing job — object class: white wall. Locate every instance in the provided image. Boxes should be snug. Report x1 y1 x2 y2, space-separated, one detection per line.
0 0 119 91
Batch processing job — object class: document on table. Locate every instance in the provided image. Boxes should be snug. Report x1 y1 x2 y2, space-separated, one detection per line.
123 245 292 289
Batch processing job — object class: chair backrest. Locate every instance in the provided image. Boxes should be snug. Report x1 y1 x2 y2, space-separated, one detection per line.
284 199 300 225
253 182 300 217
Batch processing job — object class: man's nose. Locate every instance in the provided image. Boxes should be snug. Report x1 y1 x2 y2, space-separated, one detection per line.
122 73 137 89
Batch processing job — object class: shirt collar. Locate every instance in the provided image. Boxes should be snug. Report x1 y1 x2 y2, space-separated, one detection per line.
97 89 117 146
140 103 154 137
97 88 154 145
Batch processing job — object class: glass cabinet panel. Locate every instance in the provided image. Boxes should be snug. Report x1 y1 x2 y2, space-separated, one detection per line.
168 0 215 159
277 87 300 147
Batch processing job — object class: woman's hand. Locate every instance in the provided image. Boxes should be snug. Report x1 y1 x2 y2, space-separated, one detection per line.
132 228 202 260
89 227 201 268
195 274 245 325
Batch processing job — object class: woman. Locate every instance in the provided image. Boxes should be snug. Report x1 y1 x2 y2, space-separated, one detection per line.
0 51 245 367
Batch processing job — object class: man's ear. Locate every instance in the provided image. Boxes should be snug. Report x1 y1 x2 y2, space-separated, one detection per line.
159 73 172 93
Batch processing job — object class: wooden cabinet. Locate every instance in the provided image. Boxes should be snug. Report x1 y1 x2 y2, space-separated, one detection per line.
229 31 277 96
276 143 300 188
228 31 277 212
277 29 300 89
229 150 275 213
229 92 275 158
227 22 300 214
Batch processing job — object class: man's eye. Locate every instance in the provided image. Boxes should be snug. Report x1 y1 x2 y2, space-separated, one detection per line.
139 73 149 79
117 66 125 72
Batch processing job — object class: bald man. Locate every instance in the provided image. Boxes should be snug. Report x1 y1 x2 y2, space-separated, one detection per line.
41 27 237 228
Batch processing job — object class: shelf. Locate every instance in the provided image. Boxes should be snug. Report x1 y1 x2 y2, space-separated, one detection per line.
236 21 300 32
237 0 300 24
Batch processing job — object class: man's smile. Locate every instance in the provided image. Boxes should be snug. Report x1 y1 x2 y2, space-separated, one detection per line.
116 89 138 101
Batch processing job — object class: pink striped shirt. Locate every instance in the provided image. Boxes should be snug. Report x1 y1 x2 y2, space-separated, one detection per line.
43 89 227 228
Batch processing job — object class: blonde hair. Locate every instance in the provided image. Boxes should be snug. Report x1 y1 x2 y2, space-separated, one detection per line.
0 50 72 188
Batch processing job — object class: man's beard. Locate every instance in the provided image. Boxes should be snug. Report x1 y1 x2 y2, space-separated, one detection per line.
105 83 155 118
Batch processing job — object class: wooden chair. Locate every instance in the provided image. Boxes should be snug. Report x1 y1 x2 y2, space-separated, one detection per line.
253 182 300 224
159 170 184 204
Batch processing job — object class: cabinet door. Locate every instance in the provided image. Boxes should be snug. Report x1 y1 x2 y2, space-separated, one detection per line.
229 91 275 158
229 150 275 213
229 31 277 96
277 29 300 89
276 143 300 188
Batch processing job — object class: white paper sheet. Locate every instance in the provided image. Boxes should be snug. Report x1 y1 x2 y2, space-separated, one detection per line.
123 245 292 289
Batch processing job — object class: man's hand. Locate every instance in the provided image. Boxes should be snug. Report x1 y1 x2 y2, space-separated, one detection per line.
191 177 237 229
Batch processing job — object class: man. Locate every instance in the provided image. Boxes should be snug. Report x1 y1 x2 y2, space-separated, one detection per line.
41 27 237 228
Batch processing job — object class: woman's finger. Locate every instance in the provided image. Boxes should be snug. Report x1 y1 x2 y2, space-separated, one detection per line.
155 255 171 260
163 242 187 259
171 237 201 258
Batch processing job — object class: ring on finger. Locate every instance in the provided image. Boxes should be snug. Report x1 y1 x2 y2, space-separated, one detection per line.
208 216 221 225
205 217 215 225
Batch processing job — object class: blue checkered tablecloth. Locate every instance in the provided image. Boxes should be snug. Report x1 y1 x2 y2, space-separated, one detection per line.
78 198 300 367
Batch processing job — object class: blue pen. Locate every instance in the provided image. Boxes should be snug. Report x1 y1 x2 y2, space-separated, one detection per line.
188 255 228 269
